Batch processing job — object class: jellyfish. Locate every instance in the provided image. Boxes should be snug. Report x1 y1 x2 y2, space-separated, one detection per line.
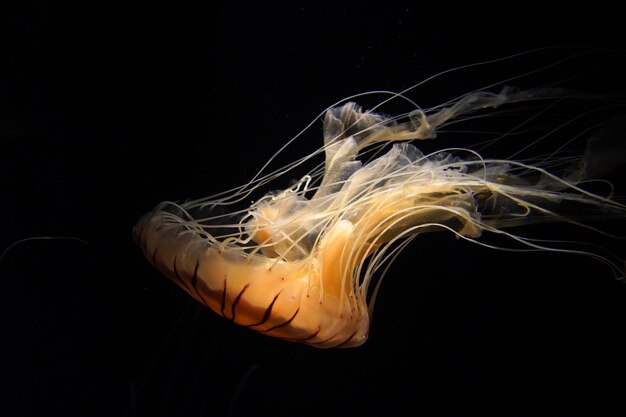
134 54 626 348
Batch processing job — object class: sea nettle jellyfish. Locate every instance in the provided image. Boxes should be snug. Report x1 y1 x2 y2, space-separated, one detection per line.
134 51 626 348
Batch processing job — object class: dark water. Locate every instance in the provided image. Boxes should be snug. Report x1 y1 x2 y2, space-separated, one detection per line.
2 4 626 416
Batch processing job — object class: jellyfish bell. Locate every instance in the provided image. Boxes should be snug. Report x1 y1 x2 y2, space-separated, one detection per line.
134 51 626 348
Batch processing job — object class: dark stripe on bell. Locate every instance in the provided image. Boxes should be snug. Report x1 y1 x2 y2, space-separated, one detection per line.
289 327 321 342
220 278 227 317
190 259 210 307
309 332 340 346
230 284 250 322
334 330 359 348
264 307 300 332
245 290 283 328
172 255 190 292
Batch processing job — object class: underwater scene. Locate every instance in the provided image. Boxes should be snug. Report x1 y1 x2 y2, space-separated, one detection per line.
3 4 626 416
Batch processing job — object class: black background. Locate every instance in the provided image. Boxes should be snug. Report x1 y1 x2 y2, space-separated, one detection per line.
2 3 626 416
